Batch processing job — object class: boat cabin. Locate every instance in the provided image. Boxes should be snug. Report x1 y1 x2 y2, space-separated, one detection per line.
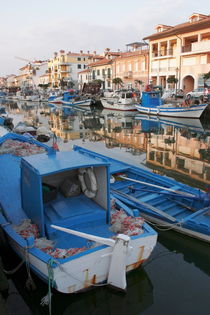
20 150 111 247
141 91 162 107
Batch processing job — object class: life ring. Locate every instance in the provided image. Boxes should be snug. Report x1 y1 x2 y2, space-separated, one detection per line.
78 167 97 198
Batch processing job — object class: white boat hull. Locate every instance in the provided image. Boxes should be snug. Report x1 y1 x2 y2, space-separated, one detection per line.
7 230 157 293
101 99 137 111
140 213 210 243
62 99 92 107
135 103 208 118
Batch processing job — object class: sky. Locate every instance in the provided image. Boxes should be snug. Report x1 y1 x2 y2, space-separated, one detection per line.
0 0 210 76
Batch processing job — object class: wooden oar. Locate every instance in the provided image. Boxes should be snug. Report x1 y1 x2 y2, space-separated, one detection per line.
111 189 177 222
117 175 195 198
51 224 115 247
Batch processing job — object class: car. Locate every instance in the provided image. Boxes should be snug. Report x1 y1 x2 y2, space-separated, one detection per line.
161 89 184 100
100 89 114 98
186 87 208 99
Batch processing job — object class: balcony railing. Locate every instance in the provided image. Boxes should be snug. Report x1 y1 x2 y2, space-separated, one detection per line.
181 40 210 54
152 49 173 58
123 71 133 78
181 45 192 53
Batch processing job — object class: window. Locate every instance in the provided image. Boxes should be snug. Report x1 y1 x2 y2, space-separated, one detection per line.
83 65 86 69
83 58 85 61
77 57 81 61
78 64 81 69
97 70 100 75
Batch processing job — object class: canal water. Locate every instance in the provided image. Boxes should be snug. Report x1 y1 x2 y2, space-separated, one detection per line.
1 100 210 315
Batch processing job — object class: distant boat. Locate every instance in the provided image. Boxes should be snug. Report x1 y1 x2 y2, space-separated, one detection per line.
135 91 208 118
0 137 157 293
75 146 210 243
101 90 138 111
61 90 92 107
48 90 92 107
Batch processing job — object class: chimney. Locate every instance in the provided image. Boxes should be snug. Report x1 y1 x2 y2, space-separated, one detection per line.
87 50 90 54
93 51 96 55
60 49 65 54
54 52 58 57
80 50 83 54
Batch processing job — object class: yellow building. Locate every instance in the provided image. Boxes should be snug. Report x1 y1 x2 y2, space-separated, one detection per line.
48 50 92 89
144 13 210 92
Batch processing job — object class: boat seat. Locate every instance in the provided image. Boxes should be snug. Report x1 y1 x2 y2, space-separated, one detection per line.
44 192 108 240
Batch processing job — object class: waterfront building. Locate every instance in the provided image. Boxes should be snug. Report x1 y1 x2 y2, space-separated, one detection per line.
87 48 121 90
144 13 210 92
78 69 90 90
13 61 48 90
112 42 149 90
6 74 17 91
48 50 92 89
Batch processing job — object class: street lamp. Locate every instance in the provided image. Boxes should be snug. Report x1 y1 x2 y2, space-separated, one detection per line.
175 67 179 95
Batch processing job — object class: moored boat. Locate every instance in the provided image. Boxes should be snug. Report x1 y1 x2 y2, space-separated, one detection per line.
135 91 208 118
100 90 138 111
74 146 210 243
0 139 157 294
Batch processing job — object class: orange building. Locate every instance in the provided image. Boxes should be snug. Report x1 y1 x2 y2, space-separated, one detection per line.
112 42 149 90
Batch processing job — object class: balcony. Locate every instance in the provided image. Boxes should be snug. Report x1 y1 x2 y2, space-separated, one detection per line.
152 49 173 58
181 40 210 55
123 71 133 78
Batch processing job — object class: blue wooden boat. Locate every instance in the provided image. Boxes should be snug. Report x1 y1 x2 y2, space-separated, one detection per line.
61 91 92 107
48 90 92 107
73 146 210 243
0 136 157 293
135 91 208 118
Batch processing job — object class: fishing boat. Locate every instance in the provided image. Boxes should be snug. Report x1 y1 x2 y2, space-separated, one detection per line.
61 90 92 107
0 138 157 294
73 146 210 243
100 90 138 111
135 91 208 118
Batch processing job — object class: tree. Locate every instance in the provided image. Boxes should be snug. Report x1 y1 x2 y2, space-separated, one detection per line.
203 71 210 91
167 77 178 87
60 78 68 89
135 80 143 91
38 83 49 90
92 79 103 86
112 77 123 89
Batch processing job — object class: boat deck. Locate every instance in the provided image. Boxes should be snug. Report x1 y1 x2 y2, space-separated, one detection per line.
44 193 113 248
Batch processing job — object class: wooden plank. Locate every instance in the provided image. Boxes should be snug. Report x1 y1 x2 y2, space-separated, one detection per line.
118 175 195 198
111 189 177 222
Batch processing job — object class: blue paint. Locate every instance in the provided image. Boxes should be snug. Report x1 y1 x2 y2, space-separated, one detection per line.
0 136 157 290
74 146 210 240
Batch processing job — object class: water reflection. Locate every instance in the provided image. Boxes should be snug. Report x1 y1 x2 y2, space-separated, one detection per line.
3 100 210 187
2 100 210 314
3 248 153 315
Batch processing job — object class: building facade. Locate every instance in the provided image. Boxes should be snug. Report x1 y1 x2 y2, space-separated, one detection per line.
48 50 92 89
87 49 121 89
144 13 210 92
112 42 149 90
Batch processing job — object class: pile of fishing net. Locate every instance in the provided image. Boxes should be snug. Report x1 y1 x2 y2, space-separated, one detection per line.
0 139 46 156
13 219 87 259
110 209 144 236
